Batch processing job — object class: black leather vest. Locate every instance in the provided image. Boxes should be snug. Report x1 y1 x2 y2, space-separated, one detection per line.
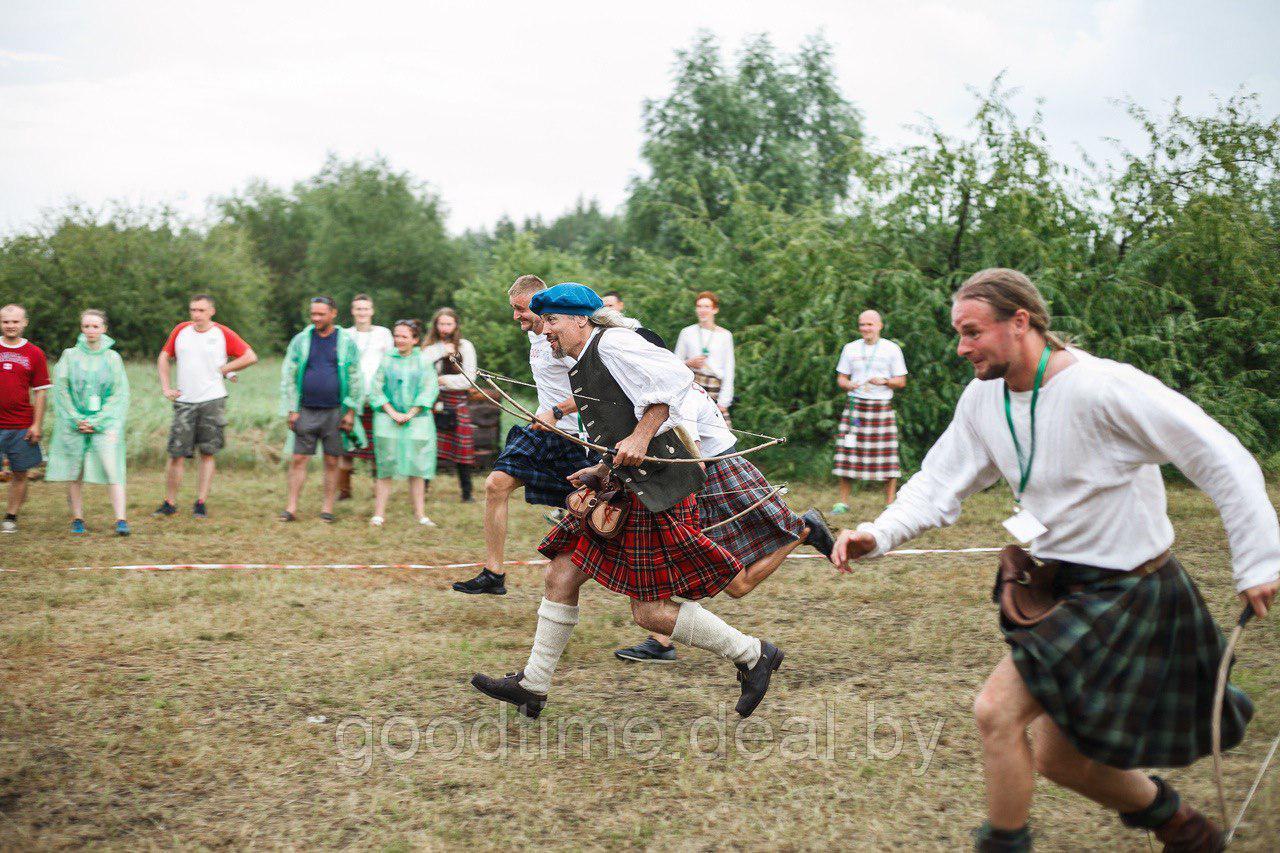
569 328 705 513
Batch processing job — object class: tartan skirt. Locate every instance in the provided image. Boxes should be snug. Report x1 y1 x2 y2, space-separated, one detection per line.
693 372 731 428
833 397 899 480
1002 556 1254 769
699 455 804 567
436 390 475 465
494 425 597 508
538 493 742 601
346 406 377 461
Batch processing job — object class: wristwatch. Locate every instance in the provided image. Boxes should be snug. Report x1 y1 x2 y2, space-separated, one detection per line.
551 405 565 421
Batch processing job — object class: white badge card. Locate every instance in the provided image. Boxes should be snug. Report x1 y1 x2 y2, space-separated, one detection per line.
1003 508 1048 544
88 394 102 412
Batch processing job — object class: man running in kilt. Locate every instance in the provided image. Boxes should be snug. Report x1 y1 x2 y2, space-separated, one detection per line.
834 268 1279 852
452 275 595 596
471 283 785 719
832 309 908 511
614 382 836 663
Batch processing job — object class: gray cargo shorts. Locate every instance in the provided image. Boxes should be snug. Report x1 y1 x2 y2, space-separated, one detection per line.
291 406 343 457
168 398 228 458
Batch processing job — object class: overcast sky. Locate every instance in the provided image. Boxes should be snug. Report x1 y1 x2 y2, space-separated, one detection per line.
2 1 1277 236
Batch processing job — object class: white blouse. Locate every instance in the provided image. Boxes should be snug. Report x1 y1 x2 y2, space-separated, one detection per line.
348 325 394 394
674 324 735 407
422 339 477 392
856 350 1280 592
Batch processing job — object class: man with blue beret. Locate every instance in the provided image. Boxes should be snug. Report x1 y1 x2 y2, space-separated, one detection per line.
471 281 788 720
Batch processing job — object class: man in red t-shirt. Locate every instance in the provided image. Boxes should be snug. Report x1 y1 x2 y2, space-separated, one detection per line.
0 305 52 534
154 295 257 518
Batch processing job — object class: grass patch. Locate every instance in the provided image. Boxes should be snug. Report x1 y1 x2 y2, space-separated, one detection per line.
0 469 1276 849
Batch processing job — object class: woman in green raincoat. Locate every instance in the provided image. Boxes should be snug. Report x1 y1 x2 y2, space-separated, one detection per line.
46 309 131 535
369 320 439 527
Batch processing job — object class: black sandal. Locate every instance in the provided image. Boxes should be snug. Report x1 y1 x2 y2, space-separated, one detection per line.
278 510 296 522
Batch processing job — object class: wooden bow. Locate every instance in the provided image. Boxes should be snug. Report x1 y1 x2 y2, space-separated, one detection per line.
453 357 787 465
1211 604 1279 846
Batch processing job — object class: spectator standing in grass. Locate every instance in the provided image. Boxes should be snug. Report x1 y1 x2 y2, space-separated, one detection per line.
674 291 735 425
0 304 51 534
831 309 908 511
369 319 439 527
154 294 257 519
46 310 131 535
339 293 392 501
279 296 364 523
421 308 478 503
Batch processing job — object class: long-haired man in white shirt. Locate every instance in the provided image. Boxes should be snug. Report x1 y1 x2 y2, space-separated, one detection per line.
834 268 1278 851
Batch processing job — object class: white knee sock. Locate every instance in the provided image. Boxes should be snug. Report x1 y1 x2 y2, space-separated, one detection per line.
670 601 761 668
519 598 579 694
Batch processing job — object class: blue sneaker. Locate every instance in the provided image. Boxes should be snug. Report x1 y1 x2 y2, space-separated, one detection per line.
614 637 677 663
70 518 86 534
115 520 131 537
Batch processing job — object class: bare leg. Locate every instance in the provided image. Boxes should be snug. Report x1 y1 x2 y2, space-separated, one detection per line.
108 483 126 521
285 455 309 513
164 456 185 504
6 470 29 515
409 477 425 518
1030 715 1157 812
320 454 340 513
373 477 391 518
483 471 521 573
68 480 84 520
886 478 897 504
973 654 1043 830
195 453 216 503
838 476 852 505
723 528 808 598
544 553 590 605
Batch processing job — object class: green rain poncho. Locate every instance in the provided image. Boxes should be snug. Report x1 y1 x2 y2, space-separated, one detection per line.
370 348 439 480
46 333 130 485
279 325 366 455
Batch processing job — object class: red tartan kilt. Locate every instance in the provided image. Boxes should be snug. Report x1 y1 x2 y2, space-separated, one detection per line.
347 406 376 460
538 493 742 601
436 390 475 465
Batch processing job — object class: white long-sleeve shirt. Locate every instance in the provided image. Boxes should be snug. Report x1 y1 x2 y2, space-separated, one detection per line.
573 327 696 438
349 325 394 395
857 350 1280 593
674 324 735 407
422 340 477 391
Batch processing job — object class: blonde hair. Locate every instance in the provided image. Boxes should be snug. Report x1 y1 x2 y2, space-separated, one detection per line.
508 275 547 298
953 268 1067 350
80 308 107 326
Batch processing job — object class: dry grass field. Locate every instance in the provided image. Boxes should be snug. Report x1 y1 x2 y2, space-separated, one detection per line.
1 469 1276 850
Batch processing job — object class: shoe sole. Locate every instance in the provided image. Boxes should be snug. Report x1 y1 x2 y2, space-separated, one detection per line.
614 652 677 663
451 586 507 595
736 647 784 718
469 675 543 719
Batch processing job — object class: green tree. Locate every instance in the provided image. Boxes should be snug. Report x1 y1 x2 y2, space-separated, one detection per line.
627 32 864 251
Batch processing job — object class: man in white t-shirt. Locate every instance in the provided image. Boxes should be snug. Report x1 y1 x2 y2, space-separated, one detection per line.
832 309 908 511
338 293 394 500
154 295 258 518
452 275 593 596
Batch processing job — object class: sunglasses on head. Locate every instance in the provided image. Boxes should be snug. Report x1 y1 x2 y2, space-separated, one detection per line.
310 296 336 308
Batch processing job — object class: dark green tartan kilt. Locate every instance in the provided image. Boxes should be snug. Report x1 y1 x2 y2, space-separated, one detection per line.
1001 555 1254 769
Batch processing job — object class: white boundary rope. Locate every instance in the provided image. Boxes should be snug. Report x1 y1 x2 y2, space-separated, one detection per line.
46 547 1002 573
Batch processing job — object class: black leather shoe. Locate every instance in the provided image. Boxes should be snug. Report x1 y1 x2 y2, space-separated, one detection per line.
734 640 784 718
801 508 835 562
452 569 507 595
470 671 546 719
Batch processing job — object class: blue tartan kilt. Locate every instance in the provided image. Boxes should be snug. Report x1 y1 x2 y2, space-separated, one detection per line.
494 425 597 508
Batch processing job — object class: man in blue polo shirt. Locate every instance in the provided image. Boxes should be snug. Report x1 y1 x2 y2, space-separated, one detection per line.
279 296 363 522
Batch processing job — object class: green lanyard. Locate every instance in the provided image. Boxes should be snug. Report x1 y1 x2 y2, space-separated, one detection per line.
1002 346 1051 502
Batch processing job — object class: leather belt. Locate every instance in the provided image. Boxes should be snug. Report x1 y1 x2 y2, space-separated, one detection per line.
1047 549 1172 595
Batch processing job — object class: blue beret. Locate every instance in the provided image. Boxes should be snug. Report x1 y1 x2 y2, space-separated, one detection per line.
529 282 604 317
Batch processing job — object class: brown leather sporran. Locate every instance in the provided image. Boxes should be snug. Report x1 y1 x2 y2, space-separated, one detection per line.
992 545 1061 628
566 472 630 541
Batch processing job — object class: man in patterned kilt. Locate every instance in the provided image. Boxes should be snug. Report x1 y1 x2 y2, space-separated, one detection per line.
452 275 596 596
834 268 1279 852
614 382 836 662
832 309 908 512
471 283 786 719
